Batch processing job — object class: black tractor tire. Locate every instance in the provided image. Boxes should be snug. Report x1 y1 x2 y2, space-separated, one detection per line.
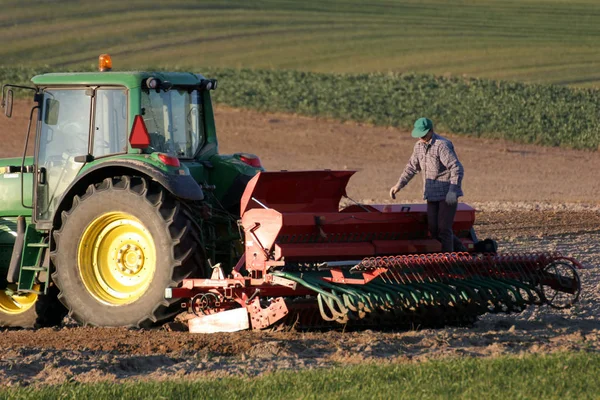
51 176 201 327
0 284 66 328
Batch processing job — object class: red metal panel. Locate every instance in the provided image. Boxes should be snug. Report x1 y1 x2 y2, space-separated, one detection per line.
242 209 283 251
247 297 289 330
242 208 283 270
240 170 355 215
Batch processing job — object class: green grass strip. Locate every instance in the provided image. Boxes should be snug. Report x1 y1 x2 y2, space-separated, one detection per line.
2 66 599 150
0 352 598 400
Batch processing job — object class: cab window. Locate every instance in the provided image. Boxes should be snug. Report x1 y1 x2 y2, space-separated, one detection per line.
93 88 128 157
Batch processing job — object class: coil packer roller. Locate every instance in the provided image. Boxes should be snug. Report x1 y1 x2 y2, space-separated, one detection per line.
168 170 582 332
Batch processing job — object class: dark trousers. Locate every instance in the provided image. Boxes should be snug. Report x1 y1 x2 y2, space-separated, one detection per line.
427 201 466 253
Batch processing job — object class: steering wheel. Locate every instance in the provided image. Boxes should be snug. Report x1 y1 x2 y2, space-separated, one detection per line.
61 122 111 154
59 122 88 152
148 132 175 154
61 121 86 136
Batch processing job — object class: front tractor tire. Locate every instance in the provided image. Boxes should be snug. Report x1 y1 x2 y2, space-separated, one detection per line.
51 176 199 327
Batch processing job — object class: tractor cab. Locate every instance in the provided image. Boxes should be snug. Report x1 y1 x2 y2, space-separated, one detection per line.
31 55 219 222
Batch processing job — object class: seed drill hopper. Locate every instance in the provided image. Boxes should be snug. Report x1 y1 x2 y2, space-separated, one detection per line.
170 170 582 332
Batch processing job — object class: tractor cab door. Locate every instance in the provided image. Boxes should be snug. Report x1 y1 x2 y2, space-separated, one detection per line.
35 88 91 222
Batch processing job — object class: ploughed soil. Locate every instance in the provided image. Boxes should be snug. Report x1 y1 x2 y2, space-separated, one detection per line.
0 100 599 386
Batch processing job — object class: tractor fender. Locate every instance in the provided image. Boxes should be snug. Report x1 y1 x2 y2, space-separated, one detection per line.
49 159 204 229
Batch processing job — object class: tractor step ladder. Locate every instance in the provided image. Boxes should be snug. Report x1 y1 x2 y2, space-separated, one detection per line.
17 225 50 295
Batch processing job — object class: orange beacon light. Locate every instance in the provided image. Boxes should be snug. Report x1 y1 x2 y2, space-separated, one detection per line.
99 54 112 72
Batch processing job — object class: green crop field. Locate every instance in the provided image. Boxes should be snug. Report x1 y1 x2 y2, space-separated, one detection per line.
3 66 599 149
1 0 600 87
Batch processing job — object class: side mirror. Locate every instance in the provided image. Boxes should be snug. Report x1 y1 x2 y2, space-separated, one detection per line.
3 89 13 118
44 98 60 126
1 84 38 118
199 79 218 91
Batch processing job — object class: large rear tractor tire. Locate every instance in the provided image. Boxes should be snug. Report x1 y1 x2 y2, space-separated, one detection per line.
51 176 200 327
0 284 66 328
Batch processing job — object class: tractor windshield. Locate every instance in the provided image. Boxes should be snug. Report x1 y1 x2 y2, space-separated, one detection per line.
141 88 204 158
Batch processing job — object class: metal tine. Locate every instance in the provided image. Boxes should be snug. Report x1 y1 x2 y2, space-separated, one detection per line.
380 256 400 284
384 256 408 284
398 255 414 283
501 254 540 306
438 254 473 306
505 253 532 280
520 254 541 284
499 252 537 282
317 295 339 322
411 255 429 284
449 278 487 310
396 255 413 283
369 281 416 311
465 252 484 279
440 253 461 280
437 255 469 305
434 253 459 281
490 253 548 311
397 256 415 284
351 285 377 313
437 254 454 281
420 254 435 283
460 254 500 311
390 256 409 282
379 256 425 306
425 254 442 283
359 284 394 312
531 252 552 283
361 256 410 285
375 257 391 284
415 255 446 306
319 280 366 315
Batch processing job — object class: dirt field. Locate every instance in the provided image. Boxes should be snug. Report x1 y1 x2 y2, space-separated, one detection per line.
1 100 599 387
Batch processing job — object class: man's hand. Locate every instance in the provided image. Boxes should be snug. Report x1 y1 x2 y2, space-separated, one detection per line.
389 185 401 200
445 191 457 205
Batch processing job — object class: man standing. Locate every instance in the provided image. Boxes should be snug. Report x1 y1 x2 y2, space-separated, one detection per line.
389 117 466 252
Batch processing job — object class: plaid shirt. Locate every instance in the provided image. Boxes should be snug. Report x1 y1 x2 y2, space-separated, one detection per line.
396 133 464 201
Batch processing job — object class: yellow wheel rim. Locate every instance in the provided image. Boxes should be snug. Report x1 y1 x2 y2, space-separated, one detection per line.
78 212 156 306
0 284 38 315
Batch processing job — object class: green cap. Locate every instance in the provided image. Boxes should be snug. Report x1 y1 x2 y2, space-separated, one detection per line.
411 117 433 138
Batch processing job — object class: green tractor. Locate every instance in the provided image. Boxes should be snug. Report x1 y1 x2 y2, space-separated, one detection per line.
0 55 261 328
